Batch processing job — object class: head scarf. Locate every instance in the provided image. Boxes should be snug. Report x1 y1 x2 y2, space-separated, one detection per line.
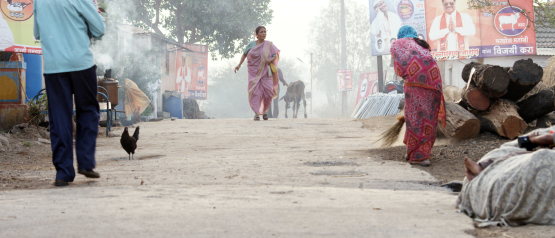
397 25 418 39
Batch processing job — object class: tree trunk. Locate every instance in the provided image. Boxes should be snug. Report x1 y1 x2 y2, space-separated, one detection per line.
471 64 510 98
438 102 480 140
461 83 490 111
461 61 482 83
517 81 549 103
478 99 527 139
501 59 543 102
517 86 555 123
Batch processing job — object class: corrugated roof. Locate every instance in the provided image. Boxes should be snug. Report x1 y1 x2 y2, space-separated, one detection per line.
536 26 555 49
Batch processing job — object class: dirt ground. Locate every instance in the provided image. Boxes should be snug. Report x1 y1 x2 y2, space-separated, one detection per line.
0 118 553 237
358 115 510 183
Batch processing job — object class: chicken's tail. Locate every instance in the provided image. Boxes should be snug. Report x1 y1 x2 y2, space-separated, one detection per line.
132 126 140 141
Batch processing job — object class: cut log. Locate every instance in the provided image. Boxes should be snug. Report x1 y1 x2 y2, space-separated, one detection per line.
461 62 482 82
535 112 555 129
443 85 461 102
478 99 527 139
438 102 480 140
517 86 555 123
501 59 543 101
471 64 510 98
516 81 548 103
461 83 490 111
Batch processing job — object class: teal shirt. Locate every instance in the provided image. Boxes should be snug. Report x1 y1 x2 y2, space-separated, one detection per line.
243 41 276 57
34 0 105 74
243 41 256 55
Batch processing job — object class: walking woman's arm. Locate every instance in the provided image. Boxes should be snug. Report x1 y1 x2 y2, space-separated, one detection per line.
235 54 247 73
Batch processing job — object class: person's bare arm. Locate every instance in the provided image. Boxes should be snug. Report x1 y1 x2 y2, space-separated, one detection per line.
235 54 247 73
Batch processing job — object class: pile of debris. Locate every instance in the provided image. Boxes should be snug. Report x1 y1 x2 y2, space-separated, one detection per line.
183 98 209 119
352 92 404 119
441 58 548 140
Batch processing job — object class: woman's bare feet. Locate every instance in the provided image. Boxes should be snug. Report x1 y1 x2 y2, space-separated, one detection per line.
464 157 482 181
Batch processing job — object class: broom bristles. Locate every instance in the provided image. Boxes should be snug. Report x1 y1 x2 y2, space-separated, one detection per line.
375 115 405 147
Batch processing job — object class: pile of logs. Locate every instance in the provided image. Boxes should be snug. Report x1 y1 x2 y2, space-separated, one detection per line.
441 58 546 140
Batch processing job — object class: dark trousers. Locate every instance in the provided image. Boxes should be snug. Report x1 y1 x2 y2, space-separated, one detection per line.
44 66 99 182
268 84 280 118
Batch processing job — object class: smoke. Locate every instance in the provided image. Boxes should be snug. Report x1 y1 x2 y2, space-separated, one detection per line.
91 0 163 117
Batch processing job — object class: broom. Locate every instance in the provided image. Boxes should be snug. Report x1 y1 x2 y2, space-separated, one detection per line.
376 115 405 147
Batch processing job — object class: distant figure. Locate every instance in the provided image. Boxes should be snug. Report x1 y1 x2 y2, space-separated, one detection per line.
428 0 476 51
234 26 280 121
34 0 105 186
391 25 446 167
267 68 289 118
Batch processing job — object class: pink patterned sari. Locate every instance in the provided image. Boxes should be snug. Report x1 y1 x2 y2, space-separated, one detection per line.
390 38 446 162
247 41 280 115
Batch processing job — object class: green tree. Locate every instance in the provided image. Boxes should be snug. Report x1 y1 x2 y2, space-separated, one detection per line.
102 0 273 60
203 58 305 118
308 0 374 117
468 0 555 28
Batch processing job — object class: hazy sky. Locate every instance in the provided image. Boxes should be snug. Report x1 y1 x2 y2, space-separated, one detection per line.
209 0 370 72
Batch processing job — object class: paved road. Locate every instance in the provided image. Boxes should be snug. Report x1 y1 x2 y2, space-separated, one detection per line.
0 118 473 237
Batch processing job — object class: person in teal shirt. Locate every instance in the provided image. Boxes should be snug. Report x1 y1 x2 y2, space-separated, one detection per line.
34 0 105 186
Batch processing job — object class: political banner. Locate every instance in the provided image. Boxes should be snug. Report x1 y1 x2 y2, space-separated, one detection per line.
479 0 536 58
356 71 382 105
369 0 427 56
0 0 41 54
338 69 352 92
175 44 208 100
425 0 535 61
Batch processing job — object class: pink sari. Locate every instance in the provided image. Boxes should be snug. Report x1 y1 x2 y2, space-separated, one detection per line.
247 41 280 115
390 38 446 162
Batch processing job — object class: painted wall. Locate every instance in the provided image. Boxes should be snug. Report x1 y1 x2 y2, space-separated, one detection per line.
439 56 552 89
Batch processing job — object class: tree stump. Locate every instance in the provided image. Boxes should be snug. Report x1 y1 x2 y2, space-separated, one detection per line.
478 99 527 139
501 59 543 101
438 102 480 140
517 86 555 123
461 83 490 111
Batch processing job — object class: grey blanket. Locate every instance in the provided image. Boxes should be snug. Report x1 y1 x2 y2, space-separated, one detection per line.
456 127 555 227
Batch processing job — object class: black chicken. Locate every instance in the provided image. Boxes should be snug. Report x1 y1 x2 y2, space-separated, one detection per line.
120 126 139 160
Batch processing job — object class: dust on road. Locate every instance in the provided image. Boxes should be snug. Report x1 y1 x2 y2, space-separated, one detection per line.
0 118 478 237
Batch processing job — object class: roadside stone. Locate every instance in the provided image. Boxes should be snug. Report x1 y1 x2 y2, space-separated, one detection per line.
0 135 9 147
38 138 51 144
10 123 29 134
38 130 50 139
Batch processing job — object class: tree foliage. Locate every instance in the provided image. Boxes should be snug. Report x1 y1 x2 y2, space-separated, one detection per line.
101 0 273 60
467 0 555 28
308 0 374 117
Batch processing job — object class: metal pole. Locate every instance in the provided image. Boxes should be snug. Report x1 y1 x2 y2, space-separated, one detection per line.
310 53 313 114
377 56 384 92
341 0 347 117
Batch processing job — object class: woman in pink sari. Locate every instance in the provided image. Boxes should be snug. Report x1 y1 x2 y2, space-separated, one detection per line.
235 26 280 121
390 25 446 167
